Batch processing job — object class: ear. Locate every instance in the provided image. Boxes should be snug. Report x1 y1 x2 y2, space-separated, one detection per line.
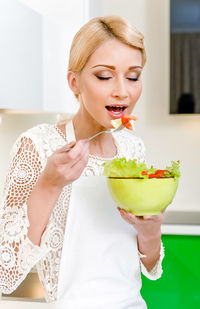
67 71 80 95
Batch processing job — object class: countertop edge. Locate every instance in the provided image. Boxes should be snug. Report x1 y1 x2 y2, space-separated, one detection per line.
161 224 200 235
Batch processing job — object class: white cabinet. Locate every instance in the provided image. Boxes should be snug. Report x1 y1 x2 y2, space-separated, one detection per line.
0 0 102 113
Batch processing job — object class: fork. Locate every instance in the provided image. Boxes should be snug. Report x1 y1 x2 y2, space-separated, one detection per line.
63 124 124 152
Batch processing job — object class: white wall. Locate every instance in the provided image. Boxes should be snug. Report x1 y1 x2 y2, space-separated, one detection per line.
42 0 103 114
103 0 200 211
42 17 79 114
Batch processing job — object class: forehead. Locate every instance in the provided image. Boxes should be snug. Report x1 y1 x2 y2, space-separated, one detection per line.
85 39 142 69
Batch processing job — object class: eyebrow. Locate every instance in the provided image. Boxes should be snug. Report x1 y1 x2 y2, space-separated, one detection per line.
91 64 142 70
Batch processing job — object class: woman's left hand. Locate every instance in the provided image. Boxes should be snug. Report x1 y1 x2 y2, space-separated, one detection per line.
117 207 165 238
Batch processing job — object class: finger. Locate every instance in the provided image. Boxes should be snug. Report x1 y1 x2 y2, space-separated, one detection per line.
142 214 164 224
143 215 153 220
56 141 76 153
119 210 133 224
58 140 88 165
68 151 89 180
68 140 89 160
117 207 140 222
60 146 89 176
135 215 145 221
70 145 89 169
118 208 137 225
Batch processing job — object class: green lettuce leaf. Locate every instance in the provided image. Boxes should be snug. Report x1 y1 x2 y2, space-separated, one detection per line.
102 158 181 179
166 160 181 180
102 158 147 177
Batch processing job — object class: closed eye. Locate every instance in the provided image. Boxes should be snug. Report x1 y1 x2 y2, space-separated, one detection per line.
127 78 138 81
96 76 112 80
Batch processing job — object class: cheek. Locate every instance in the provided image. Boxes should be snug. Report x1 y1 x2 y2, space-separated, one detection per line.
132 83 143 102
81 79 103 102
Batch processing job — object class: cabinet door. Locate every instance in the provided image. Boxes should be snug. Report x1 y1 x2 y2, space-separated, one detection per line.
0 0 101 113
141 235 200 309
0 0 43 111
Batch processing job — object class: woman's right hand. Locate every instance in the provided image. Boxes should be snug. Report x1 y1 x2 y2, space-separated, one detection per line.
39 140 90 191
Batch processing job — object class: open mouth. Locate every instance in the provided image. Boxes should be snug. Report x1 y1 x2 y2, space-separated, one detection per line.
105 106 127 112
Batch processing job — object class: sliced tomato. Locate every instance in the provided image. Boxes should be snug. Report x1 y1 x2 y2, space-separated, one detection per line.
149 170 170 178
125 122 133 130
149 173 156 178
154 169 170 178
121 114 137 126
141 171 148 175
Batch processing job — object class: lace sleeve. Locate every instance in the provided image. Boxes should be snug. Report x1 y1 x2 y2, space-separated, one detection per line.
139 241 165 280
0 135 50 294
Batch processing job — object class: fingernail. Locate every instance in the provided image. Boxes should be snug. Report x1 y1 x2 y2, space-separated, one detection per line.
68 141 75 146
143 216 151 219
67 142 76 148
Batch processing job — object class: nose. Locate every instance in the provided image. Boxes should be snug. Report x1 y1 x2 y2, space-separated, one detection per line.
111 76 128 100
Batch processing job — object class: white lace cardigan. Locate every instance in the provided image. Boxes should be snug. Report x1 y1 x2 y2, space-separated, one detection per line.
0 123 164 302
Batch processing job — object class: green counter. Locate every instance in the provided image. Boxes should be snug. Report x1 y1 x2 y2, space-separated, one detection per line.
141 234 200 309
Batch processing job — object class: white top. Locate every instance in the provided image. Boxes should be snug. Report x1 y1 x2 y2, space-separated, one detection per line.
55 122 146 308
56 176 146 309
0 121 164 303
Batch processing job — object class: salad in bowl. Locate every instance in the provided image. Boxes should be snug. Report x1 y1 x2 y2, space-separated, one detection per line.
103 158 180 215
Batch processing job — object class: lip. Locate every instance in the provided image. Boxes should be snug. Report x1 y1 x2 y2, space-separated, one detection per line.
106 108 127 119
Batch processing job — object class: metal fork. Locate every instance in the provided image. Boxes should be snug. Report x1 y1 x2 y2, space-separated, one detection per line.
63 125 124 152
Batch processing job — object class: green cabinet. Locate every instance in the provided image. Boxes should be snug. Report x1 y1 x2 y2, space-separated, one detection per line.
141 234 200 309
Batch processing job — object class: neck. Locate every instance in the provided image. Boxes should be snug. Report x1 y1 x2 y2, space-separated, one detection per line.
73 108 103 140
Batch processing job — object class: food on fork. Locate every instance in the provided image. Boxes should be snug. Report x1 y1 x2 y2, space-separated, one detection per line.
111 114 137 130
111 118 122 129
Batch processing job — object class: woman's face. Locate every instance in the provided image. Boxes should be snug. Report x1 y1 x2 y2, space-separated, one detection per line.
69 39 143 129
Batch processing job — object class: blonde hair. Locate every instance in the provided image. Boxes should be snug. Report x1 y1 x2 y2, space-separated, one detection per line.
68 15 146 99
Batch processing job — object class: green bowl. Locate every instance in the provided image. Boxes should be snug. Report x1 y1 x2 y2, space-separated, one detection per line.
107 177 179 215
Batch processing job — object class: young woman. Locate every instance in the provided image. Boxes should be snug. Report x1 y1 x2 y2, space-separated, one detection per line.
0 16 165 308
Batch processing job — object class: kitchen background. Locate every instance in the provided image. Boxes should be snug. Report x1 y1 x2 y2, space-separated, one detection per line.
0 0 200 308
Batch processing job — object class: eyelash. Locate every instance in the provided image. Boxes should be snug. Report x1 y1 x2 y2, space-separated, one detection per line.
96 76 111 80
127 78 138 81
96 76 138 81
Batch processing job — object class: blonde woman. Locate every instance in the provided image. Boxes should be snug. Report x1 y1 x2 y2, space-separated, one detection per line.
0 16 165 308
